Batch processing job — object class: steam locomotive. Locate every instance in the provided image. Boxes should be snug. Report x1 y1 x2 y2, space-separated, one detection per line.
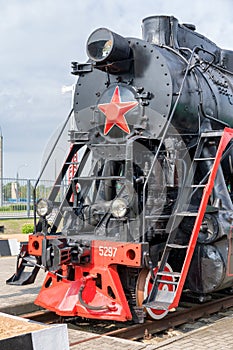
8 15 233 323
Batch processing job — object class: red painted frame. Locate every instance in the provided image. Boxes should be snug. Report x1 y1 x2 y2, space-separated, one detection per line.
30 239 145 321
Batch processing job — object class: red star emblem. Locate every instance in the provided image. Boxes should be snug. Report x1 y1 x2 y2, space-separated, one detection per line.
98 86 138 135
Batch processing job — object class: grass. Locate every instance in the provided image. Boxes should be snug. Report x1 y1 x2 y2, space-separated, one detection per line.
0 218 34 235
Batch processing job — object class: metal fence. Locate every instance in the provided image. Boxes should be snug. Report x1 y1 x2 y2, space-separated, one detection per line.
0 177 55 218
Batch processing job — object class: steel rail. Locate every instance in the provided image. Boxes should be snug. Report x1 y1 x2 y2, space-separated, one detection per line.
104 294 233 340
21 310 59 324
19 294 233 346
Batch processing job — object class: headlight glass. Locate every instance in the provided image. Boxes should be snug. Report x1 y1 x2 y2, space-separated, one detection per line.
86 28 130 64
111 198 128 218
86 28 113 62
36 199 52 217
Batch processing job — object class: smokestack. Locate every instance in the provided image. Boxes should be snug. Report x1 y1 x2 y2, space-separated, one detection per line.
141 15 178 47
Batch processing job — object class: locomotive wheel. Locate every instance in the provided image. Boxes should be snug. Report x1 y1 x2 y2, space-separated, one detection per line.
136 263 175 320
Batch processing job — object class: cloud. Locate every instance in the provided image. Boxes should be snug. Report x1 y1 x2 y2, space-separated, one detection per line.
1 0 233 178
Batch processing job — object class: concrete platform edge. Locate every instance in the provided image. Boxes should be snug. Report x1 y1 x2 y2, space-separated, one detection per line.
0 239 20 256
0 312 69 350
0 302 42 316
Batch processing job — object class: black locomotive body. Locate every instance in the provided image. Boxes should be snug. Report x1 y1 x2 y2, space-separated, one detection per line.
8 16 233 322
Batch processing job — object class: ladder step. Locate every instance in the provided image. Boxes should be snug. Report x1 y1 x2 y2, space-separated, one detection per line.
157 271 181 277
191 184 206 188
143 301 171 310
157 279 178 285
175 211 198 217
200 131 223 138
145 215 171 220
194 157 215 161
143 284 176 308
166 243 188 249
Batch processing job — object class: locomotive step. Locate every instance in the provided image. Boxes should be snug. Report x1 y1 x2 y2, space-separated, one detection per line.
156 279 178 285
65 161 79 165
194 157 215 161
200 131 223 137
175 211 198 216
157 271 181 277
145 215 171 220
143 301 171 310
166 243 188 249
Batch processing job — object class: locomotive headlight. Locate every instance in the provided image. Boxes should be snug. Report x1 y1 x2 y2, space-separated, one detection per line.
86 28 130 63
36 199 52 218
111 198 128 218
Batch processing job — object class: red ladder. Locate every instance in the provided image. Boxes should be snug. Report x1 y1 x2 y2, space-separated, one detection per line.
144 127 233 312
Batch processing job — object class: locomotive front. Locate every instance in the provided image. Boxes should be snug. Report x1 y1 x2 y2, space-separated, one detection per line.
8 16 233 322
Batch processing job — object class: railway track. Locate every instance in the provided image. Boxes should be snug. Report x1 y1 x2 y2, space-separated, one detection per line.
20 294 233 347
21 310 59 324
105 294 233 340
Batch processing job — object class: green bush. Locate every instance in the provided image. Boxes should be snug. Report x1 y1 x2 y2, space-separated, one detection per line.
0 204 34 212
0 206 11 212
10 204 34 211
22 223 34 234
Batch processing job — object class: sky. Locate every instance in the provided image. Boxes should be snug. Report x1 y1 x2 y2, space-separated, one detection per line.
1 0 233 179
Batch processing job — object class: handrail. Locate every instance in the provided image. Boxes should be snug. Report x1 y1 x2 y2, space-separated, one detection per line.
33 108 74 230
